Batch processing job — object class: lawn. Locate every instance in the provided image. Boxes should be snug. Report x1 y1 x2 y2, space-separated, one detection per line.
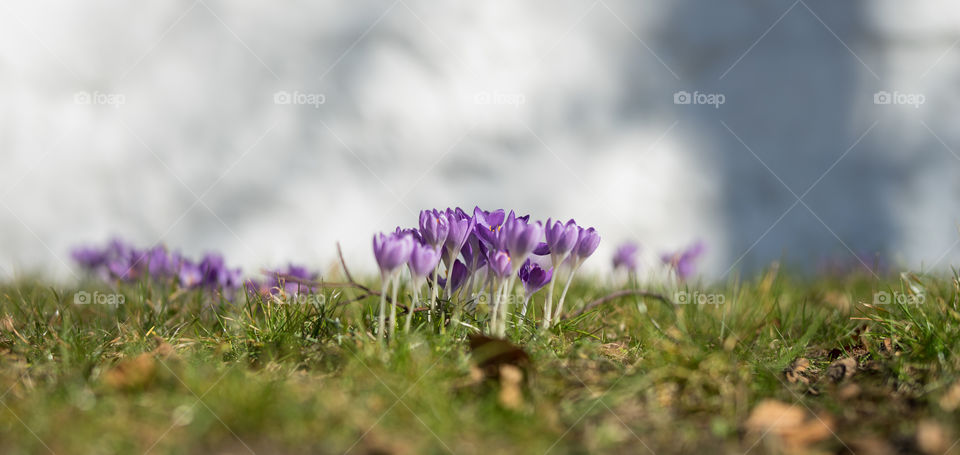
0 263 958 454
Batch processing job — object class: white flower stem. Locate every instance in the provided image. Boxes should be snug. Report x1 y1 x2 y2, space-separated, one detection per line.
542 278 556 329
429 265 440 323
389 274 400 337
405 281 420 333
377 278 389 341
490 280 503 334
554 263 580 322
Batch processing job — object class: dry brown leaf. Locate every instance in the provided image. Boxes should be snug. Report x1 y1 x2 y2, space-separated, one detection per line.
848 437 896 455
880 338 894 354
826 357 857 383
152 342 175 358
939 381 960 412
0 314 14 332
745 400 834 451
103 353 156 390
599 342 628 362
837 383 860 400
784 358 812 385
917 420 950 455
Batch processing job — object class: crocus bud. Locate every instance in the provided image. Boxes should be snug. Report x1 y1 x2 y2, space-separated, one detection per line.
373 232 415 276
419 209 449 248
408 243 441 279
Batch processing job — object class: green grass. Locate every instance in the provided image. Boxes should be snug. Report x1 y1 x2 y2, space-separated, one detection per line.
1 267 959 454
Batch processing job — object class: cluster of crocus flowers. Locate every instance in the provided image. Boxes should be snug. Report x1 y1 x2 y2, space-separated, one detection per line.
372 207 600 338
244 264 319 301
609 240 706 281
71 238 243 295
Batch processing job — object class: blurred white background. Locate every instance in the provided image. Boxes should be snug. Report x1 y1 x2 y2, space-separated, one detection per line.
1 0 959 280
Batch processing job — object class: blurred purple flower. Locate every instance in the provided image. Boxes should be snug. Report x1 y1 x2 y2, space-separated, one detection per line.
178 259 203 288
373 231 415 277
198 253 242 290
71 246 107 269
661 241 705 280
268 263 318 295
612 242 640 271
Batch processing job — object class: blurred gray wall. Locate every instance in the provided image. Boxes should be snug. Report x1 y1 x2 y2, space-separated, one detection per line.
1 0 959 280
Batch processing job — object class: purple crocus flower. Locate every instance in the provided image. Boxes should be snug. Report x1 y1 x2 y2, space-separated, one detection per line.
460 240 487 273
373 231 415 277
244 278 270 297
442 208 472 264
178 259 203 288
107 251 143 281
487 250 512 278
661 241 705 280
437 260 469 292
502 214 543 268
518 259 552 297
71 246 107 269
474 207 506 249
573 227 601 261
268 263 318 295
419 209 449 248
145 245 178 278
197 253 242 290
543 218 579 265
408 243 441 279
612 242 640 271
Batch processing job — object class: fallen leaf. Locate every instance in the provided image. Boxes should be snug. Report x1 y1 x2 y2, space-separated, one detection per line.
745 400 834 451
837 383 860 400
848 437 895 455
826 357 857 383
917 420 950 455
939 381 960 412
784 358 813 385
599 342 628 362
103 353 156 390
